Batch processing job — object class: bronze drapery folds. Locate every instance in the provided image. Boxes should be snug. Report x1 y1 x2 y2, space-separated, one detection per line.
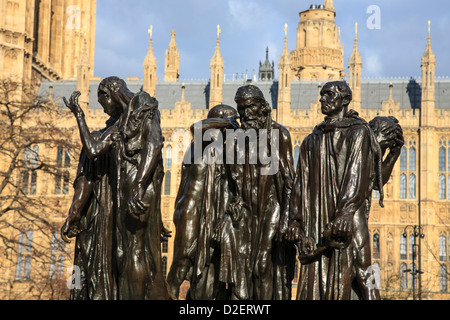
62 79 402 300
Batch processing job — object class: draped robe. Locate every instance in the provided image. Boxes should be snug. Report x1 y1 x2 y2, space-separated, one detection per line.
290 111 380 300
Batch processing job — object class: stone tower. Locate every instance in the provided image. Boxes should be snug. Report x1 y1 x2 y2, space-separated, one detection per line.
290 0 344 81
164 30 180 82
76 35 90 111
0 0 96 86
348 22 363 110
259 47 274 81
143 25 158 96
277 24 292 125
209 25 224 108
420 21 436 127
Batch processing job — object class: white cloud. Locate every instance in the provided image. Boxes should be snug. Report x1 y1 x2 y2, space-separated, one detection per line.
228 0 269 30
364 52 384 77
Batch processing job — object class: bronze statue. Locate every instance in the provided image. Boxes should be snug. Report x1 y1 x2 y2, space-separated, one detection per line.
286 81 403 300
61 76 133 299
167 104 239 300
61 77 170 300
219 85 295 300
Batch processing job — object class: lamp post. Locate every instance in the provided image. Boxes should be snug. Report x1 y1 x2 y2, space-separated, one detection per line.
402 225 425 300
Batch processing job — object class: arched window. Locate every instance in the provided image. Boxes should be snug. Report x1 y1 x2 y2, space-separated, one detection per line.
31 145 39 168
439 147 446 171
400 147 407 171
400 236 407 260
64 148 71 168
165 145 172 169
409 174 416 199
439 175 446 200
164 171 171 195
63 171 70 195
409 147 416 172
56 146 64 167
373 234 380 259
55 145 71 194
439 235 447 261
15 229 33 281
400 174 407 199
22 146 39 195
440 265 448 292
400 263 408 289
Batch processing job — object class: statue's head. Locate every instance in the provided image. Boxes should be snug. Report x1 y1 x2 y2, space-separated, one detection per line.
97 76 134 119
207 104 237 119
319 81 352 117
234 85 271 130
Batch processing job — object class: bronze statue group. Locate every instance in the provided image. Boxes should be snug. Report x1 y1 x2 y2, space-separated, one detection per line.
61 77 404 300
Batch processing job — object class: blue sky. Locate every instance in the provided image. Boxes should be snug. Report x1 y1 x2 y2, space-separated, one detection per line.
93 0 450 81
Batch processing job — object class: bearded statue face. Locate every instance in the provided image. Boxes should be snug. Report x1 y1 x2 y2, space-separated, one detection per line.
236 97 268 130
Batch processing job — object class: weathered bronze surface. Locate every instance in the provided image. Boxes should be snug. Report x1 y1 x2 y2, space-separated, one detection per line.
61 77 170 300
62 79 402 301
286 81 403 300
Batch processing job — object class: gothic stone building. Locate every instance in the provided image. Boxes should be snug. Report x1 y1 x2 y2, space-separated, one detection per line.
1 0 450 299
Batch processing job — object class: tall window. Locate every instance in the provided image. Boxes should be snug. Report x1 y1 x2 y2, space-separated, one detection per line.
440 235 447 261
373 233 380 259
22 146 39 195
409 174 416 199
400 147 407 171
400 174 407 199
400 263 408 289
161 238 168 254
399 140 417 199
165 145 172 169
15 229 34 281
440 265 448 292
49 231 66 279
439 175 446 200
439 146 446 171
409 147 416 171
438 138 450 200
55 145 71 194
400 236 407 260
164 171 171 195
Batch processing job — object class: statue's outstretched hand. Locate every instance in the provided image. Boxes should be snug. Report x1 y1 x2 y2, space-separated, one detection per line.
63 91 84 118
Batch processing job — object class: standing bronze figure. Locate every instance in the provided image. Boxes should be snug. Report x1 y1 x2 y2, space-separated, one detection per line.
286 81 403 300
61 77 170 300
167 104 239 300
61 76 133 300
223 85 295 300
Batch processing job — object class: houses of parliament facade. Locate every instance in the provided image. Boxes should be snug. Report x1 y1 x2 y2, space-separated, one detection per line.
1 0 450 300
